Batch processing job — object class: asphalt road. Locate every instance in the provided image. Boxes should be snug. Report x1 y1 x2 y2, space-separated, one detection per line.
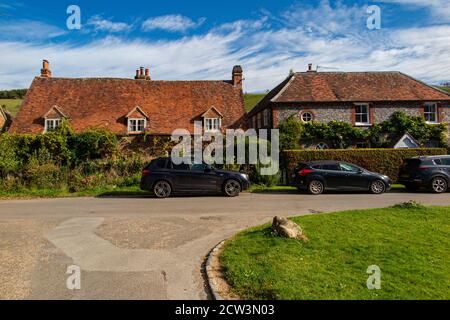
0 191 449 300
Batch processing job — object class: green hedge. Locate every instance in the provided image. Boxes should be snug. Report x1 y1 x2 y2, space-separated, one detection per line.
283 148 448 182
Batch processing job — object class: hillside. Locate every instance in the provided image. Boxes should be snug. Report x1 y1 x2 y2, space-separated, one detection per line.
0 99 22 117
436 86 450 93
243 93 265 112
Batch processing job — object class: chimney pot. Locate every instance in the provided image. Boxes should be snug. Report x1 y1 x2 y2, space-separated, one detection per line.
232 65 243 90
40 59 52 78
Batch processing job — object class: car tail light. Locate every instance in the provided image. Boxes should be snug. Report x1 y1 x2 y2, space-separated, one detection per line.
142 169 151 177
298 168 314 177
418 166 430 171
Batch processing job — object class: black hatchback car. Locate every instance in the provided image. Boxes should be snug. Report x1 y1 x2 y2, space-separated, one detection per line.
398 156 450 193
140 157 250 198
290 161 392 195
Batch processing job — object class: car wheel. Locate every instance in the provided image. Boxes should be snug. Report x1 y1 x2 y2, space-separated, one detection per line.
370 180 386 194
308 180 324 195
430 177 448 194
223 179 241 197
153 180 172 198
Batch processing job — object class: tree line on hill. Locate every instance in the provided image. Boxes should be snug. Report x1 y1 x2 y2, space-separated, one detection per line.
0 89 27 99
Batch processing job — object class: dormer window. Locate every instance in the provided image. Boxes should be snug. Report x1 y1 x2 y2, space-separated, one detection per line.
201 106 223 133
128 118 147 133
42 105 68 133
126 106 149 134
45 119 62 132
204 118 221 132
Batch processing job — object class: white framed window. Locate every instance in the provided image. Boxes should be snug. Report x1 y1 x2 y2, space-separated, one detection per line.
355 103 370 126
128 118 147 133
301 111 313 123
204 118 221 132
45 118 62 132
263 109 270 126
424 102 438 124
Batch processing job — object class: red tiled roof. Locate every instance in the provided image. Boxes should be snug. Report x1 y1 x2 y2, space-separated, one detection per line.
10 77 245 134
248 71 450 116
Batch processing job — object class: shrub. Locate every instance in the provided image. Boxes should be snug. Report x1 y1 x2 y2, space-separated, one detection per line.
23 157 66 189
283 148 447 182
0 133 20 177
278 112 448 149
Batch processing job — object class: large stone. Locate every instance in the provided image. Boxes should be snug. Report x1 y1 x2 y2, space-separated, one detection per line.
272 216 308 242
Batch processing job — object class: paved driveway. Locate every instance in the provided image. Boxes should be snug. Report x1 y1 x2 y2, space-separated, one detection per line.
0 192 449 300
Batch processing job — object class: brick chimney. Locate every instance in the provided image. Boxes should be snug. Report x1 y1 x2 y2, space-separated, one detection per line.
232 65 243 90
40 60 52 78
307 63 316 73
135 67 151 80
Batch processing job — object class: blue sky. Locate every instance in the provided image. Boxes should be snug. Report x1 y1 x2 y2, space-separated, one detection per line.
0 0 449 91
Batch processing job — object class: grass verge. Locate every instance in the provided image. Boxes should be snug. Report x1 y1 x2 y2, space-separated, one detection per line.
220 205 450 300
0 185 149 199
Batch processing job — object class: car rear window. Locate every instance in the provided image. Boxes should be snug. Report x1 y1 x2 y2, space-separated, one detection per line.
433 159 443 165
152 158 167 169
438 158 450 165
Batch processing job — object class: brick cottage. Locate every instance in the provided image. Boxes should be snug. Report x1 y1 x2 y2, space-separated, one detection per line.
247 64 450 149
9 61 246 135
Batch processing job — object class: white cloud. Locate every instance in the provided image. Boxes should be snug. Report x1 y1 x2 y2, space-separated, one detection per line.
0 20 66 40
0 3 449 91
142 14 205 32
87 15 133 33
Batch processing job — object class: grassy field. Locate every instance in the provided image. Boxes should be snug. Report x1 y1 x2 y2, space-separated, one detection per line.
221 204 450 300
244 93 265 112
436 86 450 93
0 99 22 116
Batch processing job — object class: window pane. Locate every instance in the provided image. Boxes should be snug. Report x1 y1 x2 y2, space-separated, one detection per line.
191 163 207 171
322 164 340 171
172 163 189 171
340 163 360 172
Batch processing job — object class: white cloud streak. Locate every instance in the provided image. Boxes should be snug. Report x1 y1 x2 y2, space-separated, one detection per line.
142 14 205 32
87 15 133 33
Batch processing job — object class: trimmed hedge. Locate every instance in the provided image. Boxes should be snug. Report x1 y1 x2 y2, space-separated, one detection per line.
283 148 448 182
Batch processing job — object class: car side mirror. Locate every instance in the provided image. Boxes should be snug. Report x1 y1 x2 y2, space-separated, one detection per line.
357 169 364 174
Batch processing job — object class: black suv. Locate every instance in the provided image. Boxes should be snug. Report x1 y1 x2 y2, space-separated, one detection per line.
140 157 250 198
398 156 450 193
290 161 392 195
